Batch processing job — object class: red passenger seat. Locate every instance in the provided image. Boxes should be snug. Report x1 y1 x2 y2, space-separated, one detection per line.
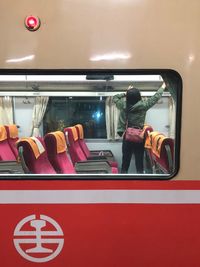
145 131 174 174
0 125 16 161
64 126 118 173
44 131 76 174
152 135 174 173
17 137 56 174
75 124 118 168
75 124 115 157
64 126 85 165
5 124 19 159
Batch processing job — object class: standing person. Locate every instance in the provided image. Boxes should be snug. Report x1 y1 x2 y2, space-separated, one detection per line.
113 82 166 174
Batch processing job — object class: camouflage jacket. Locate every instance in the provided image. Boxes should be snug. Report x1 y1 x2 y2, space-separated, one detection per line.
113 87 165 134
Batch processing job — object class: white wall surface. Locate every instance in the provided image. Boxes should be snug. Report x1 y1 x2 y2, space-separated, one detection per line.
145 97 169 136
14 97 35 137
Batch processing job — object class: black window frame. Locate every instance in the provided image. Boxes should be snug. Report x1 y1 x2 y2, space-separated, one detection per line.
0 69 182 181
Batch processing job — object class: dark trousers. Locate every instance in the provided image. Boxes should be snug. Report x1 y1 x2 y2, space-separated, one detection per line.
121 138 145 174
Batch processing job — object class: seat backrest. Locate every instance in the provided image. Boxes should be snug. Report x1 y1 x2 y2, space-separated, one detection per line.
0 125 16 161
151 134 174 173
63 126 87 165
75 124 90 158
44 131 76 174
17 137 56 174
158 138 174 173
5 124 19 159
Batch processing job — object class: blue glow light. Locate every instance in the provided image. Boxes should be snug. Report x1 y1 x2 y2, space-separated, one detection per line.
92 111 102 121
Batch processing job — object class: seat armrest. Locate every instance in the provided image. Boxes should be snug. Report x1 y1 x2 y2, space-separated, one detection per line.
0 160 24 174
75 160 111 174
18 146 31 174
90 150 114 157
87 155 107 160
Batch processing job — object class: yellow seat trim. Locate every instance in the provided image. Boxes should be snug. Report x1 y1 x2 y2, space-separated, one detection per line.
75 124 84 139
0 125 7 142
50 131 67 154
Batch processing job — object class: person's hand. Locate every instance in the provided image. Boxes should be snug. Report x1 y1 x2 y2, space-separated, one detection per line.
125 85 134 95
127 85 134 90
161 82 166 89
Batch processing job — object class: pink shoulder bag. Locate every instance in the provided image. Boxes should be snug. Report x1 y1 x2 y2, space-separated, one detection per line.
124 126 144 143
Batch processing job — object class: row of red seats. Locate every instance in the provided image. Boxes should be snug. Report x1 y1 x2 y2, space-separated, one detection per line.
64 125 118 168
0 124 174 174
17 124 118 174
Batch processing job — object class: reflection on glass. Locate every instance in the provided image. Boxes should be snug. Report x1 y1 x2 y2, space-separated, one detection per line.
43 97 106 138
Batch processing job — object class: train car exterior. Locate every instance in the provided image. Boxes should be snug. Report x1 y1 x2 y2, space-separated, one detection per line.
0 1 200 266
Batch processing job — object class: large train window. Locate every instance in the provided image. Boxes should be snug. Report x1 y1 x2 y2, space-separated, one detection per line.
0 70 181 179
43 97 107 138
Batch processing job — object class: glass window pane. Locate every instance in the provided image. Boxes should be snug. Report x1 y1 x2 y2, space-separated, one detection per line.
43 97 106 138
0 71 181 178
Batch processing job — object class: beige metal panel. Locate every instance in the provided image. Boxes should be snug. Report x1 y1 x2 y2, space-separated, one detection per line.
0 0 200 179
0 0 199 70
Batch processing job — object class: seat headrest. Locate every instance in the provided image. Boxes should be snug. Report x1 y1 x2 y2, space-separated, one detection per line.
145 131 160 149
17 137 45 159
6 124 18 139
75 124 84 139
0 125 7 141
69 127 79 141
46 131 67 154
151 134 167 158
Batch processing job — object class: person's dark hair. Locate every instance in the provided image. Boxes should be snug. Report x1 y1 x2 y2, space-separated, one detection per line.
126 88 141 111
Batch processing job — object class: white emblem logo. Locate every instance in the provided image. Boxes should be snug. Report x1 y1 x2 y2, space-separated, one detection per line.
13 214 64 263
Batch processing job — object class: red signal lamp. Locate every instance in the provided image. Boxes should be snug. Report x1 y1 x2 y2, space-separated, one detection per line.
25 16 41 31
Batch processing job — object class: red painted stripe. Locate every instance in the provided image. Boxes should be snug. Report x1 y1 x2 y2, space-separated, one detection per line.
0 180 199 190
